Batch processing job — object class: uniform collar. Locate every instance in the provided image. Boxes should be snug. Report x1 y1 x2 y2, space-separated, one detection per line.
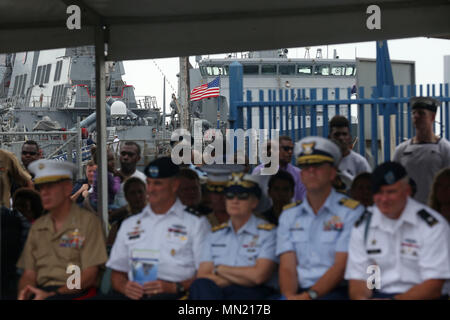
371 197 417 230
35 203 81 238
226 214 258 236
143 198 184 219
301 188 336 217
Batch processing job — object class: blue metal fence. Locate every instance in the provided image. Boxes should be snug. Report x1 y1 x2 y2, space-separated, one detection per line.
228 62 450 166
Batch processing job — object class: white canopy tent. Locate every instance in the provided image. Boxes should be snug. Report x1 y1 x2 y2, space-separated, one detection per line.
1 0 449 232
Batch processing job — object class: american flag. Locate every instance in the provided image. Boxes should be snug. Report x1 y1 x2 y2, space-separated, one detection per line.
190 77 220 101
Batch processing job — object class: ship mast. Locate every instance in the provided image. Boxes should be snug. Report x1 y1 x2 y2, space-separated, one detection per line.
178 57 191 131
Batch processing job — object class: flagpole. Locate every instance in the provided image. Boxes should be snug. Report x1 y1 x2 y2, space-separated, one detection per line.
217 74 221 129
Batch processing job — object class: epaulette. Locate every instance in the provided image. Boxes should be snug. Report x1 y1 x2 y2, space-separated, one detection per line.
257 223 276 231
185 206 201 217
283 200 302 211
339 198 360 209
211 222 228 232
417 209 438 227
355 210 371 227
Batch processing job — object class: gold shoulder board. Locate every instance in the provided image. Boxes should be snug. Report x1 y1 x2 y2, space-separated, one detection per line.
339 198 360 209
283 200 302 211
211 222 228 232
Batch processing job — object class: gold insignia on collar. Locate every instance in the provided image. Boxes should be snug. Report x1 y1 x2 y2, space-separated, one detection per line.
38 163 45 170
302 142 315 155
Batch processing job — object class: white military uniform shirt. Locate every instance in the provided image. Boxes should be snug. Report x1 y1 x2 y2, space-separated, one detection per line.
345 197 450 294
107 198 210 282
393 138 450 204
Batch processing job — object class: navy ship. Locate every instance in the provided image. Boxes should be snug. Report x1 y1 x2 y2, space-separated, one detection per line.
0 46 170 172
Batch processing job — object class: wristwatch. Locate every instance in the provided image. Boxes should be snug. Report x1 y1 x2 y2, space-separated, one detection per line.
176 282 186 295
307 289 319 300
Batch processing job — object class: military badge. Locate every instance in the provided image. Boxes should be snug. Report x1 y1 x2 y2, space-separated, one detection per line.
127 225 144 240
302 142 315 155
148 166 159 178
60 229 85 249
323 215 343 231
384 171 395 185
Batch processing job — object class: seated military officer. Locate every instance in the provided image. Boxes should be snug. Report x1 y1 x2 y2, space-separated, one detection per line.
189 172 278 300
106 157 210 300
345 162 450 300
201 164 245 228
17 160 108 300
277 136 364 300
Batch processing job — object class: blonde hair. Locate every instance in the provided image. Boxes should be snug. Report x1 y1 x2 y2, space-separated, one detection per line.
428 167 450 212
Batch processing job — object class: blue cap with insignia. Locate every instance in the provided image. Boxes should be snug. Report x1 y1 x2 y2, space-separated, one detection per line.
410 96 439 113
29 159 76 185
294 136 341 167
144 156 179 178
371 161 407 194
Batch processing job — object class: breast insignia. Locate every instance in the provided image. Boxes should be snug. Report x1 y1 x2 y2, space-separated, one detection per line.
417 209 438 227
212 223 228 232
257 223 276 231
339 198 360 209
283 200 302 211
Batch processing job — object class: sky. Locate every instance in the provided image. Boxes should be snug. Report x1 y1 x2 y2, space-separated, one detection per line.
122 37 450 113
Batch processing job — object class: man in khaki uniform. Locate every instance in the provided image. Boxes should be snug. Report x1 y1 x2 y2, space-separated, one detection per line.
0 149 32 208
17 159 108 300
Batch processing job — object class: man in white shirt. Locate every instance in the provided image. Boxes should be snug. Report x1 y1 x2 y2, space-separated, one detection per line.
393 96 450 204
345 161 450 299
113 142 147 208
329 115 372 180
106 157 210 300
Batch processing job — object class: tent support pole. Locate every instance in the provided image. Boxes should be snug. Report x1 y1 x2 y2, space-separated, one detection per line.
95 26 109 236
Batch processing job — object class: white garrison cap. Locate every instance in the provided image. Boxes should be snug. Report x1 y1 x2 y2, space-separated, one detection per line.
294 136 342 167
201 164 245 192
28 159 77 185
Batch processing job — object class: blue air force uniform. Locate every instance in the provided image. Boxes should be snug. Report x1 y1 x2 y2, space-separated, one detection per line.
277 189 363 289
189 172 278 300
201 214 277 270
276 136 364 300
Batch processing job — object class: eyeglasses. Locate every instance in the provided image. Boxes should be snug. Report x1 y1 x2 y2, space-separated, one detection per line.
225 192 250 200
281 146 294 152
22 151 37 156
120 151 136 157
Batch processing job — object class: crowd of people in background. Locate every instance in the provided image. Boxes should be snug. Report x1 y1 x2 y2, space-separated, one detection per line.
1 96 450 300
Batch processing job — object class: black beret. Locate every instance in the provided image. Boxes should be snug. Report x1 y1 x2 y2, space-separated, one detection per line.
371 162 407 194
144 156 179 178
410 96 440 113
